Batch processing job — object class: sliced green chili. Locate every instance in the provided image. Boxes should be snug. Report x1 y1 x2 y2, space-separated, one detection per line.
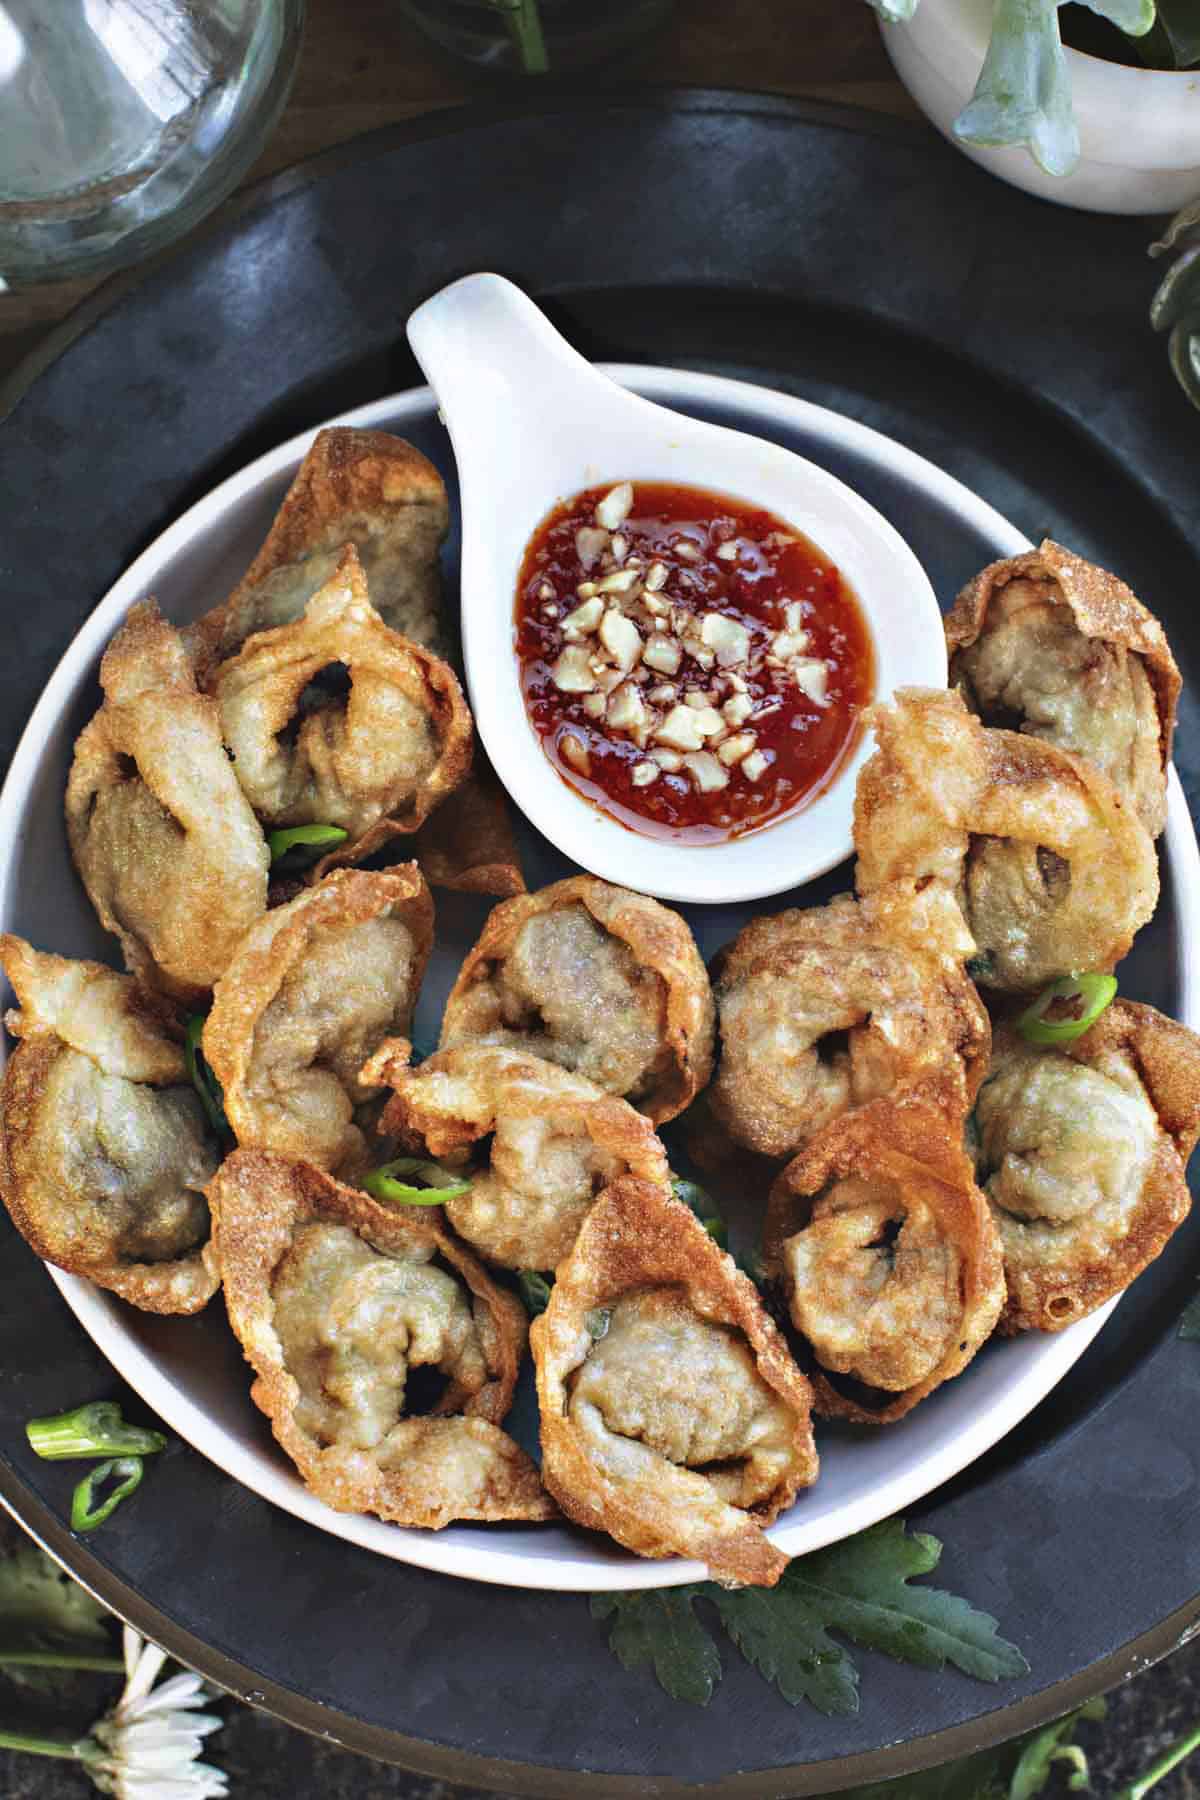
518 1270 554 1317
363 1157 471 1206
184 1015 230 1139
670 1176 729 1248
1017 973 1117 1046
26 1401 166 1462
70 1457 145 1532
267 824 349 872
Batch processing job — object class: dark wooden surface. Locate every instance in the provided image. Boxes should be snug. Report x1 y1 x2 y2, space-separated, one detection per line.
2 4 1198 1793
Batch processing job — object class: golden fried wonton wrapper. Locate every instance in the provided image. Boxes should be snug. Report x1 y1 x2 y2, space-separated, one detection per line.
214 547 473 868
204 867 434 1175
975 1004 1200 1333
764 1075 1004 1424
0 937 219 1313
186 426 525 898
65 603 269 1004
945 540 1179 838
706 882 989 1162
854 687 1158 993
210 1149 553 1527
439 876 715 1125
364 1041 670 1271
531 1176 818 1587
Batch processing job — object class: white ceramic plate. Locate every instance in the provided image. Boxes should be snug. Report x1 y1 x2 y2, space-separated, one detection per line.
2 368 1195 1593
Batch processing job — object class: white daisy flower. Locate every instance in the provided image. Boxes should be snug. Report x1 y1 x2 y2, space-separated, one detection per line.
77 1626 229 1798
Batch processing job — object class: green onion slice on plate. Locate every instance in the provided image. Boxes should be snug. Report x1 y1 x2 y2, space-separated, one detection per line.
363 1158 471 1206
1016 973 1117 1046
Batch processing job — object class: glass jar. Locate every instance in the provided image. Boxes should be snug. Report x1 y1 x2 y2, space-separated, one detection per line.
397 0 673 77
0 0 306 289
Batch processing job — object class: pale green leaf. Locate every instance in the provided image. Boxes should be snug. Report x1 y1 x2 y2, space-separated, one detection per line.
1075 0 1155 36
954 0 1080 178
1009 1698 1106 1800
590 1588 722 1706
0 1543 112 1692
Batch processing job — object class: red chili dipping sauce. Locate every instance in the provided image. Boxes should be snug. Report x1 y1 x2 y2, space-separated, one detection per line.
515 481 874 843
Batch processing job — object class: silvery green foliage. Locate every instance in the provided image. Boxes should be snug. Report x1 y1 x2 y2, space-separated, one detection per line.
867 0 1156 177
1150 201 1200 411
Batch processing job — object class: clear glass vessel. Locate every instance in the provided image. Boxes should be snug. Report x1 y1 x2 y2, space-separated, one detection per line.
0 1 305 289
397 0 673 77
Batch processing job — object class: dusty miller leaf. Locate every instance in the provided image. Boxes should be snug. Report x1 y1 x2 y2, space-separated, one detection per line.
590 1588 721 1706
0 1542 112 1692
954 0 1080 178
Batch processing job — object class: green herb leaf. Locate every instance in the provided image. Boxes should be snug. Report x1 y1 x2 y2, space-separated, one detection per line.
266 823 349 872
591 1589 723 1706
26 1401 167 1463
592 1519 1027 1711
0 1542 115 1691
954 0 1080 178
362 1158 471 1206
184 1016 231 1140
70 1457 145 1532
518 1270 554 1317
1009 1698 1106 1800
670 1176 728 1248
1181 1294 1200 1339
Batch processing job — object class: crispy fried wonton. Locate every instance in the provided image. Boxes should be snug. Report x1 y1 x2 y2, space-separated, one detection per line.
187 428 453 680
364 1041 671 1270
946 540 1179 838
763 1075 1004 1423
439 876 715 1124
707 883 990 1161
0 937 219 1313
214 548 473 868
531 1176 818 1586
186 426 525 899
65 603 269 1004
204 867 434 1175
973 1004 1200 1333
210 1149 552 1526
854 687 1158 993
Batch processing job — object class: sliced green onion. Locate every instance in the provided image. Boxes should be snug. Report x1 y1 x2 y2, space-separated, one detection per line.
70 1457 144 1532
267 824 349 872
518 1270 554 1317
27 1401 166 1462
363 1157 471 1206
184 1015 230 1140
671 1176 728 1248
1017 973 1117 1046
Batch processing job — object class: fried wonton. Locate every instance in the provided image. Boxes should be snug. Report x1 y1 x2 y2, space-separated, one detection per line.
187 427 453 680
973 1004 1200 1333
706 883 990 1162
203 867 434 1175
65 603 269 1004
0 937 219 1313
186 425 525 899
439 876 715 1124
210 1149 552 1526
364 1041 671 1270
531 1176 818 1587
763 1075 1004 1423
854 687 1158 993
214 548 473 868
945 540 1180 838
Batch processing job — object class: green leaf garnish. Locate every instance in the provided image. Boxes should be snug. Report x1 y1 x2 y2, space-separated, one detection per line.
267 823 350 872
592 1518 1027 1711
363 1157 471 1206
70 1457 145 1532
670 1176 728 1248
518 1270 554 1317
26 1400 167 1462
1016 973 1116 1045
0 1542 120 1689
184 1015 231 1140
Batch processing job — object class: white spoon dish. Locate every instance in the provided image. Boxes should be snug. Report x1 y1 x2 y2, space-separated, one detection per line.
406 274 946 905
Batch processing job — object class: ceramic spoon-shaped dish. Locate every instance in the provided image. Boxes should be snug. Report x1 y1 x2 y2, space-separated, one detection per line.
407 273 946 904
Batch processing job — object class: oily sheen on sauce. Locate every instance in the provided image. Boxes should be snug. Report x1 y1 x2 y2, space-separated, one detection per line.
515 481 875 843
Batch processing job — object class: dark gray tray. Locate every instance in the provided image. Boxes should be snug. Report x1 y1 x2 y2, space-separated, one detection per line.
1 89 1199 1796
